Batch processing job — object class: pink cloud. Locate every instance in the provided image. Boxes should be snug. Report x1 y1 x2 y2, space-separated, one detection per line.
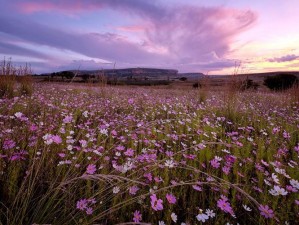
115 25 145 32
17 1 102 14
144 6 257 64
14 0 161 15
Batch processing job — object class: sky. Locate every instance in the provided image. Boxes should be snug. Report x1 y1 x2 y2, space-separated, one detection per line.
0 0 299 75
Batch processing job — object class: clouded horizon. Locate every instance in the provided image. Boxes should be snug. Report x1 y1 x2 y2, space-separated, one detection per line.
0 0 299 74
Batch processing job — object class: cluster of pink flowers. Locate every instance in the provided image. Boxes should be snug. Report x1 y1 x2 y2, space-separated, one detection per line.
76 198 96 215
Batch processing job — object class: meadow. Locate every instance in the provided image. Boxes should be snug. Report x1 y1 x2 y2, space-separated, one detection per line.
0 83 298 225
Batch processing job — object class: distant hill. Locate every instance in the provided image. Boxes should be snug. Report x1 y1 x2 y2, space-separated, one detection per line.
41 67 179 81
177 73 205 80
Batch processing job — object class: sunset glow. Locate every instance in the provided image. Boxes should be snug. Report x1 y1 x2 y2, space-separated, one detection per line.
0 0 299 74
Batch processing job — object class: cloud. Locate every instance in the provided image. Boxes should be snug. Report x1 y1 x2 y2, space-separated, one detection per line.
0 41 48 59
268 54 299 63
115 25 145 32
0 0 258 72
146 7 257 62
56 59 113 71
0 15 168 64
12 0 163 16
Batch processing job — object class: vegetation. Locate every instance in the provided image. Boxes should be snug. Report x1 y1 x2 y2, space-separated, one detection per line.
0 84 298 224
264 74 298 90
0 58 33 98
50 71 76 81
239 78 259 91
179 77 187 81
193 82 202 88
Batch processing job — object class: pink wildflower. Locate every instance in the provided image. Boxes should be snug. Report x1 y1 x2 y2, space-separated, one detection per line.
124 148 134 156
86 164 96 175
86 207 93 215
150 194 163 211
258 205 274 218
58 153 66 158
133 210 142 223
166 193 177 204
3 139 16 150
217 197 234 216
272 127 280 134
129 186 139 195
52 135 62 144
210 159 220 168
63 115 73 123
76 199 88 210
128 98 134 104
192 185 202 191
111 130 118 136
29 124 38 131
144 172 153 182
283 131 290 139
222 166 230 175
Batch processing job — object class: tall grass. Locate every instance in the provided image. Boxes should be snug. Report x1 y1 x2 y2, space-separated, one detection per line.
287 83 299 105
0 58 33 98
0 58 16 98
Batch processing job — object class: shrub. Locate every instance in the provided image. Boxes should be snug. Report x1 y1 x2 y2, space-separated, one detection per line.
81 74 95 82
239 78 259 91
59 71 75 80
264 74 298 90
193 82 202 88
179 77 187 81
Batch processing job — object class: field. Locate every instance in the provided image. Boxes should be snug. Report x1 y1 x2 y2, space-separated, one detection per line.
0 83 298 225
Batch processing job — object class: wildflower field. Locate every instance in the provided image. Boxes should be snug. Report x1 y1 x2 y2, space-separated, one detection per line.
0 84 298 225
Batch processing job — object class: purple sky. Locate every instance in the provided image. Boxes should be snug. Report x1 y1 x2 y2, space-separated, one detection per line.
0 0 299 74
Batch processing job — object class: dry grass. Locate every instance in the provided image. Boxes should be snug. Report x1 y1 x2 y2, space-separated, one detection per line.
287 83 299 104
0 58 33 98
0 59 16 98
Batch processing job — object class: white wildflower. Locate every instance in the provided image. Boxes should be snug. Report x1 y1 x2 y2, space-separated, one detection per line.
290 179 299 189
272 173 280 184
100 128 108 136
205 209 215 218
82 110 89 118
171 212 177 223
269 185 288 196
14 112 23 118
165 159 175 168
242 204 252 211
196 211 209 222
112 186 120 194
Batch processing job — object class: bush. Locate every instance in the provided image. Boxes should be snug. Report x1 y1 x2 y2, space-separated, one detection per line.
61 71 75 79
239 78 259 91
193 82 202 88
179 77 187 81
81 74 94 82
264 74 298 90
